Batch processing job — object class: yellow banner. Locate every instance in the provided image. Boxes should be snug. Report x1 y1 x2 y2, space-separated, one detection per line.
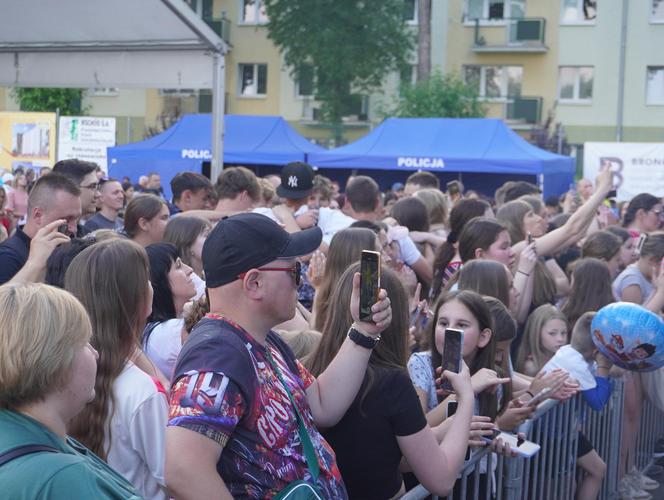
0 111 57 174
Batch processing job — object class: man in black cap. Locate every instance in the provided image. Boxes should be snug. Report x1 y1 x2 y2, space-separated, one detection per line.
165 213 392 499
272 162 355 246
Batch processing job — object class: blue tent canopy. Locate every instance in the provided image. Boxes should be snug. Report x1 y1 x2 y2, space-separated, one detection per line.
308 118 575 197
108 114 323 199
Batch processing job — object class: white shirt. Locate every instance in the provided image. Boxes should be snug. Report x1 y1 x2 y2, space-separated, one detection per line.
105 362 169 500
541 345 597 390
143 318 184 379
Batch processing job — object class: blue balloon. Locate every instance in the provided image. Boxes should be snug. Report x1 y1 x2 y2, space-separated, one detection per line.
591 302 664 372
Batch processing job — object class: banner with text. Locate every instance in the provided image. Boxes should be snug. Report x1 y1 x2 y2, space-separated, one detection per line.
0 111 56 174
584 142 664 202
58 116 116 171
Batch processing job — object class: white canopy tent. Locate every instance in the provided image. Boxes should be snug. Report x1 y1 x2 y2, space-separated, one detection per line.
0 0 229 178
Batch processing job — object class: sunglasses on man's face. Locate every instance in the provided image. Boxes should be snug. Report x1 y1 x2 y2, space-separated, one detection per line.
238 261 302 286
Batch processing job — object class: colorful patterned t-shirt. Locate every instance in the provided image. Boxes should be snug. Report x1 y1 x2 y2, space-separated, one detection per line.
168 314 346 499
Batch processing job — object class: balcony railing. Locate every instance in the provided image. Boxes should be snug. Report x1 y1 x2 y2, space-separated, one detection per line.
505 96 542 124
472 17 547 53
203 14 231 44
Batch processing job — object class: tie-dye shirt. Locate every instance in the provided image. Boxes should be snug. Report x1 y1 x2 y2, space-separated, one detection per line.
168 314 346 499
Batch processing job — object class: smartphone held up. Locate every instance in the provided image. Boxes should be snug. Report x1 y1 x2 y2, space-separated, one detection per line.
359 250 381 322
440 328 464 393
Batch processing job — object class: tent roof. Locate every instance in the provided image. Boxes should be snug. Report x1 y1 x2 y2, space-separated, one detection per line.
308 118 573 175
0 0 226 88
108 114 324 165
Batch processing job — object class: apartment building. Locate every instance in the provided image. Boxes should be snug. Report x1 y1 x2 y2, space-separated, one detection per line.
1 0 662 151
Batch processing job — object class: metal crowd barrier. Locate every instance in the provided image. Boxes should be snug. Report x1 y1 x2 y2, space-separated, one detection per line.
403 376 664 500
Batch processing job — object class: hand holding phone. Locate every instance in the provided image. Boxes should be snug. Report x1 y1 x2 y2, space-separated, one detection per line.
523 387 552 407
482 430 540 458
359 250 381 322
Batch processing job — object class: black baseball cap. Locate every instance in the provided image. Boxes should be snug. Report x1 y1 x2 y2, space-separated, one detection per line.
203 212 322 287
276 162 315 200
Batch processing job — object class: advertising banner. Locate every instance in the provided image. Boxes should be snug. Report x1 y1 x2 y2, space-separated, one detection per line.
584 142 664 202
0 111 56 174
58 116 116 171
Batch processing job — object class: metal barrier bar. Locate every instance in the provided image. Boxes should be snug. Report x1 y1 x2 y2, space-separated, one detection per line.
403 376 664 500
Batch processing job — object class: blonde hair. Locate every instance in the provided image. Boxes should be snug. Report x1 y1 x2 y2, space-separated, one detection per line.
0 283 91 409
516 304 568 374
570 311 596 360
414 188 448 226
277 329 323 364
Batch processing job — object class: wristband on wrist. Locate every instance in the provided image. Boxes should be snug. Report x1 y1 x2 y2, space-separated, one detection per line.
525 390 534 398
347 323 380 349
517 270 530 277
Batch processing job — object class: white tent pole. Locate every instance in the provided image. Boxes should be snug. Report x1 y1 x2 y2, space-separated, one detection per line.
211 52 225 181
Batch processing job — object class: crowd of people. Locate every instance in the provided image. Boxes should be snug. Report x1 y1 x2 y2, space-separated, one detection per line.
0 158 663 499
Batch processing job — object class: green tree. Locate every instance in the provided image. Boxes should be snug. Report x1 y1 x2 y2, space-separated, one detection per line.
263 0 414 143
389 71 487 118
11 88 85 115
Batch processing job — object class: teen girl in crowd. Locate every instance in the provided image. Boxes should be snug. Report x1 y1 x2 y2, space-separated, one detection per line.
123 193 170 247
307 264 475 499
561 258 615 329
516 305 569 377
431 199 492 300
65 239 168 500
0 283 140 498
163 215 211 297
143 243 197 380
605 225 638 272
312 227 379 331
622 193 663 235
581 230 624 279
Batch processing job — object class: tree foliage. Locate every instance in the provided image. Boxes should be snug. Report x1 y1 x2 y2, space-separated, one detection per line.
11 88 84 116
388 71 487 118
263 0 414 139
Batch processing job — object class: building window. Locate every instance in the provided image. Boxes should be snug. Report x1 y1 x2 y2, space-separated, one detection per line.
561 0 596 24
403 0 418 23
467 0 511 20
241 0 268 24
558 66 594 103
296 65 315 98
647 67 664 105
239 64 267 97
463 65 522 99
653 0 664 22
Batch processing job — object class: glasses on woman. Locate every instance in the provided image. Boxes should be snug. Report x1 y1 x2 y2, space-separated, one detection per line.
238 261 302 286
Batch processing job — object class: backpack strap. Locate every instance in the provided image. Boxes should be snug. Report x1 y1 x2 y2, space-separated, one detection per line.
0 444 59 467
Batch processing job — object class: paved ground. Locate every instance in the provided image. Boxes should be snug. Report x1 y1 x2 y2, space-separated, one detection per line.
645 461 664 499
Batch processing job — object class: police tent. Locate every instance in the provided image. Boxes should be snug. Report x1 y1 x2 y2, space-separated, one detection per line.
108 114 323 199
307 117 575 198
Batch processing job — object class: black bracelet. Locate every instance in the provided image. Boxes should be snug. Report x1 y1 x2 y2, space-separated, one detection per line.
347 324 380 349
517 270 530 277
525 391 534 398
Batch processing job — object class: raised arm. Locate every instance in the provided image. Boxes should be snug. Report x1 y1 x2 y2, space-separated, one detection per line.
306 272 392 427
513 167 613 257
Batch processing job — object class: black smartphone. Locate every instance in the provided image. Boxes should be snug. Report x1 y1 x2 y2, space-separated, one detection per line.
359 250 381 322
440 328 464 392
57 223 69 235
606 189 617 200
527 232 533 244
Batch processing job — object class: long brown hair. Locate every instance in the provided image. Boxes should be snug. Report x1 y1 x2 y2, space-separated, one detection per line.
484 296 516 412
427 290 497 419
561 258 614 329
307 263 409 410
64 239 151 459
458 260 510 308
313 228 377 331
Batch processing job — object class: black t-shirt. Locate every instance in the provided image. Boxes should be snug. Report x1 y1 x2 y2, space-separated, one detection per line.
0 229 30 285
322 367 427 500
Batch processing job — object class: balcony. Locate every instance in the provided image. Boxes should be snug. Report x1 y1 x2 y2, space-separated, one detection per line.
472 18 547 53
203 14 231 44
505 96 542 124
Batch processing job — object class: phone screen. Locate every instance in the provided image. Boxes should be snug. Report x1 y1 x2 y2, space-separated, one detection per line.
57 224 69 235
483 432 541 458
359 251 381 321
440 328 463 392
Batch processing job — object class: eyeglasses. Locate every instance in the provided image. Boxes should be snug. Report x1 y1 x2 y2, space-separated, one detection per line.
238 261 302 286
80 182 101 192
